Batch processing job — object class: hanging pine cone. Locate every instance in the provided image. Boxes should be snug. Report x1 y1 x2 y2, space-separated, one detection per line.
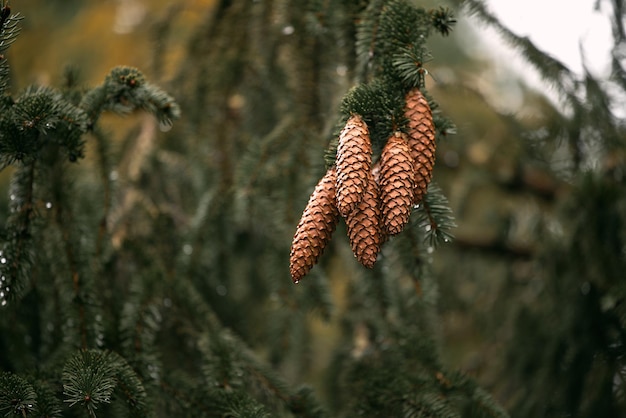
335 114 372 217
290 167 340 283
346 172 383 268
379 132 415 236
404 88 436 205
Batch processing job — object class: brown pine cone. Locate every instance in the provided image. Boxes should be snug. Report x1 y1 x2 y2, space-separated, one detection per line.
404 88 436 205
346 172 382 268
335 114 372 217
379 132 415 236
290 167 340 283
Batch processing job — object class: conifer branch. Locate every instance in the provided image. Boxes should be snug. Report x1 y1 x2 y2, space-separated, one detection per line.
109 352 148 413
0 3 21 96
62 349 147 417
31 379 63 418
429 6 456 36
414 183 456 247
91 127 112 257
463 0 576 94
55 198 89 349
355 0 385 81
237 114 298 192
0 3 20 52
42 147 96 349
0 85 89 166
461 0 590 170
288 386 328 418
80 66 180 129
0 161 36 306
0 372 37 416
463 0 626 173
238 334 329 417
392 45 431 88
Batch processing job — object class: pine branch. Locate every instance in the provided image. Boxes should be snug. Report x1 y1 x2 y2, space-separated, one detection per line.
0 85 89 166
461 0 601 171
339 79 403 151
49 155 92 349
62 349 147 418
288 386 328 418
462 0 577 96
430 6 457 37
609 0 626 92
31 379 63 418
414 182 456 248
582 69 624 153
91 127 113 257
0 372 37 416
355 0 385 82
405 391 459 418
392 45 432 88
0 161 36 306
111 352 149 415
239 336 329 417
80 66 181 128
213 312 328 415
0 3 22 96
466 385 510 418
0 3 20 55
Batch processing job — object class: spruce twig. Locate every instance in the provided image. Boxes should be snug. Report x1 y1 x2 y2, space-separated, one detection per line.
0 161 36 305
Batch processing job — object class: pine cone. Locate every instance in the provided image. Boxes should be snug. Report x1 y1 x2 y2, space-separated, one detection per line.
379 132 415 236
290 167 340 283
346 172 382 268
335 114 372 217
404 88 436 205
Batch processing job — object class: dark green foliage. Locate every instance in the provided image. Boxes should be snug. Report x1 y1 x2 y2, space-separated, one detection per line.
355 0 431 83
0 85 88 166
339 79 405 153
81 66 180 127
0 1 514 418
416 182 457 248
328 1 456 166
462 0 618 172
0 65 178 305
456 1 626 417
62 350 147 417
430 7 457 37
62 350 119 413
32 378 64 418
502 173 626 417
0 372 37 416
324 232 506 417
0 2 21 96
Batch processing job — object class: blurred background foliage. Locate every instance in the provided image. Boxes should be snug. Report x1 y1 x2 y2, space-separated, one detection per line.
2 0 625 416
0 0 569 386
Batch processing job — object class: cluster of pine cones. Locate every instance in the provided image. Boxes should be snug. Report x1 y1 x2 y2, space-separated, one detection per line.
290 88 436 283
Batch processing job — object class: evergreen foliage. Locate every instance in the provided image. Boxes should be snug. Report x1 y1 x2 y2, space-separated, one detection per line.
8 0 623 417
435 1 626 416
